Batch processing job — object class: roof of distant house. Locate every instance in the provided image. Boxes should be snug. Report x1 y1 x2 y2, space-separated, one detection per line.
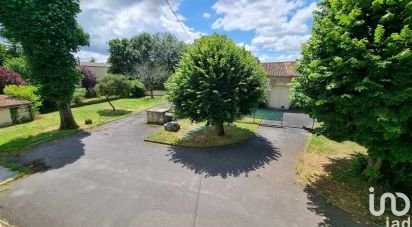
0 95 32 108
261 61 298 77
79 62 111 67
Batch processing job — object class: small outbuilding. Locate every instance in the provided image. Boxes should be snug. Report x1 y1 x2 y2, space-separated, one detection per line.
0 95 33 127
262 61 299 109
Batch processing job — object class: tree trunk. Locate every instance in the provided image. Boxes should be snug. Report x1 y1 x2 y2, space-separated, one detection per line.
58 102 78 130
214 122 225 136
106 96 116 111
150 89 154 99
366 157 383 183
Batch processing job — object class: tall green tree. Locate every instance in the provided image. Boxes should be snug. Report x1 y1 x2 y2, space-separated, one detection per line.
108 32 185 79
151 32 186 73
290 0 412 183
166 34 268 136
107 38 131 75
0 0 89 129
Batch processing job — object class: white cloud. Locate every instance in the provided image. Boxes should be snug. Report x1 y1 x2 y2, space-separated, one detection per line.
212 0 317 53
76 0 204 62
75 50 109 63
202 12 211 19
257 54 273 63
236 42 258 52
273 53 301 61
256 53 301 63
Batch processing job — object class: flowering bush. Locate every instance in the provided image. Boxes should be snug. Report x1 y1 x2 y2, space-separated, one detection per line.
79 66 97 97
0 67 25 93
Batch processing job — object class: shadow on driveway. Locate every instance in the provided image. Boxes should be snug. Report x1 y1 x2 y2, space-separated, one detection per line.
166 135 281 178
304 186 368 226
2 132 90 173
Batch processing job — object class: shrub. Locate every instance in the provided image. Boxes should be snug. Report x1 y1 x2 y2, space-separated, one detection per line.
71 88 86 104
79 66 97 98
130 80 146 97
4 57 31 82
3 85 42 113
97 74 131 111
165 34 268 136
0 67 25 93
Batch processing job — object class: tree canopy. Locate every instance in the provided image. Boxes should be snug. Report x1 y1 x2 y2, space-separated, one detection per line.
0 42 23 66
290 0 412 184
4 57 32 82
108 32 186 77
97 74 131 111
166 34 268 136
0 0 89 129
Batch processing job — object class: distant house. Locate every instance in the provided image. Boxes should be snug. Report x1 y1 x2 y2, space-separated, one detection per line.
0 95 33 127
262 61 299 109
78 62 111 80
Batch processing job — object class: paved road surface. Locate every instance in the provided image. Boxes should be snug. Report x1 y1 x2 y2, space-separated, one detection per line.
0 110 367 227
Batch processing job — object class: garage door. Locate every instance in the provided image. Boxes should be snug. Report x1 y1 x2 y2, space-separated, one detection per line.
268 86 290 109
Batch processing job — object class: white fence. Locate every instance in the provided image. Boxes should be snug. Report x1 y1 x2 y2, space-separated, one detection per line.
145 90 166 96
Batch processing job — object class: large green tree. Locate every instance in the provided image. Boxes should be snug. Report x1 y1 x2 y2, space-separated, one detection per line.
166 34 268 136
0 0 89 129
151 32 187 73
108 32 185 79
291 0 412 183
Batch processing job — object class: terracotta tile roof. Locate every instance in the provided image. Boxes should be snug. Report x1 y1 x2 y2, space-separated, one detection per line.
0 95 32 108
261 61 298 77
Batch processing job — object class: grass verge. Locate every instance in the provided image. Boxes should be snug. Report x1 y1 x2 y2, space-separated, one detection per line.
0 97 165 155
0 161 31 178
146 117 261 147
297 134 411 225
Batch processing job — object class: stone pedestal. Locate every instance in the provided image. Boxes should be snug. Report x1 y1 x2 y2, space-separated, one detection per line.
146 107 170 124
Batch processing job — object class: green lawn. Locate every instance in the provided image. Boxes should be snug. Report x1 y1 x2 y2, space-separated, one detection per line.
0 97 165 155
296 134 411 224
146 118 261 147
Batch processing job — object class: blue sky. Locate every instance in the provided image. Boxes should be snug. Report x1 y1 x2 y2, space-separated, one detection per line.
76 0 318 63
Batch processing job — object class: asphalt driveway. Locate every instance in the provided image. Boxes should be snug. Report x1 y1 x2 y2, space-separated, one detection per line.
0 109 367 227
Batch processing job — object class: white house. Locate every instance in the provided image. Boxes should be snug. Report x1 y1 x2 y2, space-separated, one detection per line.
262 61 298 109
0 95 33 127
